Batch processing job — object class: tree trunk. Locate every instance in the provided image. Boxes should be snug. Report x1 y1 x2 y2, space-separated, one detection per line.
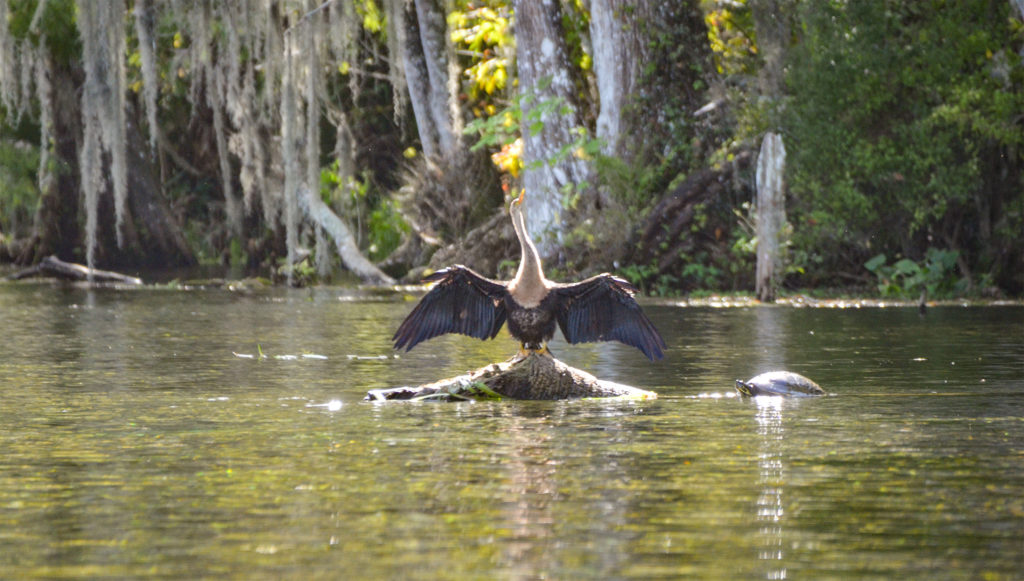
413 0 457 157
512 0 593 253
751 0 791 302
755 132 785 302
19 57 82 266
589 1 712 164
122 114 197 268
17 40 193 270
390 0 503 274
399 0 456 160
590 0 642 159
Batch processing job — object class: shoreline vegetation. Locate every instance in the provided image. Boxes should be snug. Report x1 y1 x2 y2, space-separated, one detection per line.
3 261 1020 309
1 2 1021 299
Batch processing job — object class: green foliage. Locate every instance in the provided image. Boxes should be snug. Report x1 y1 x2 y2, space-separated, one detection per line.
559 0 592 74
618 262 679 297
321 162 408 262
228 237 248 268
355 0 385 34
865 248 964 299
593 154 659 213
681 257 723 290
464 99 520 152
464 77 602 191
0 138 39 239
702 0 756 77
697 0 763 148
364 200 406 261
282 256 319 287
522 84 572 139
785 0 1024 289
0 0 78 243
448 2 512 102
464 78 578 150
614 198 752 296
4 0 80 65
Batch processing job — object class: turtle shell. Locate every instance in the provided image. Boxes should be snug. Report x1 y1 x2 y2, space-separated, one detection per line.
735 371 824 397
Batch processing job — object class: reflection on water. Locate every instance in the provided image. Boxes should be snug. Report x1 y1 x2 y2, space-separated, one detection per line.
0 284 1022 579
755 397 786 579
752 306 789 372
753 307 787 579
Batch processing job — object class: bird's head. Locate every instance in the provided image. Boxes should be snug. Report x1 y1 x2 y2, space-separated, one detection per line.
509 189 525 214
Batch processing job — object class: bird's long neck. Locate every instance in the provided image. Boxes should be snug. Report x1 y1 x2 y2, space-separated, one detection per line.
510 202 548 303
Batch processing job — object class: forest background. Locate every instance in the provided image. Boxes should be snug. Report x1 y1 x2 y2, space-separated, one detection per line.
1 0 1022 298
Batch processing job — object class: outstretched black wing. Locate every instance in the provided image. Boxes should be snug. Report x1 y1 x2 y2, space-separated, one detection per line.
392 265 509 351
553 274 667 361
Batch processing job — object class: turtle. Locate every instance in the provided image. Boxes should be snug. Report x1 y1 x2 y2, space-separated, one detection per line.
735 371 825 397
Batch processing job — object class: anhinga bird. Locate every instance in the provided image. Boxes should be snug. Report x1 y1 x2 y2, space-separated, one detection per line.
393 191 666 360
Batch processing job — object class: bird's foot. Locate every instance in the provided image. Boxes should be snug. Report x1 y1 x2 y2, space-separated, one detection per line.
513 343 554 362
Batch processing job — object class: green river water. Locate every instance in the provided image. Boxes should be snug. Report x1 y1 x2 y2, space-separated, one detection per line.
0 283 1021 579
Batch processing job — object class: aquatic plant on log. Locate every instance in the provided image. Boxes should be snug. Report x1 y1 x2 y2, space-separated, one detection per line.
366 351 656 402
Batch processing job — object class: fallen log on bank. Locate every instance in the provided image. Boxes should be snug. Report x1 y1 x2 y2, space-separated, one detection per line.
5 255 143 285
366 351 657 402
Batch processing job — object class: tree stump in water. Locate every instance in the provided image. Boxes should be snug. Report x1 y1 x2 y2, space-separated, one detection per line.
755 132 786 302
366 351 657 402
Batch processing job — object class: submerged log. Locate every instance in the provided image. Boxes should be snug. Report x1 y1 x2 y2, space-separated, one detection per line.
6 255 143 285
367 351 657 402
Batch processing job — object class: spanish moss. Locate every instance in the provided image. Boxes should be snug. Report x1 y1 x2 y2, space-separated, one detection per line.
132 0 158 152
76 0 128 263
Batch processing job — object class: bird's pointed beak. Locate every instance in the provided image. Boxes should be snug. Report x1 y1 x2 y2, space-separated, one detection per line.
516 189 525 205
